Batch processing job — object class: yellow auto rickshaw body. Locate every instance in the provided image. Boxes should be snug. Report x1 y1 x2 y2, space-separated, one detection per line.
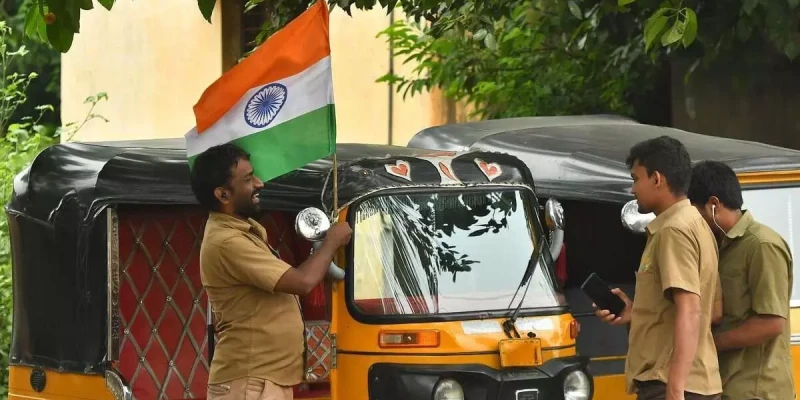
6 138 591 400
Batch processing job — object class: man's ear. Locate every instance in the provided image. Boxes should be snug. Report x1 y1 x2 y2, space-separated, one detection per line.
709 195 721 210
214 187 229 204
652 171 663 188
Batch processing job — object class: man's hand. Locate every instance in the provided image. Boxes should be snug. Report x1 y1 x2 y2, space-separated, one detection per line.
593 288 633 325
323 222 352 249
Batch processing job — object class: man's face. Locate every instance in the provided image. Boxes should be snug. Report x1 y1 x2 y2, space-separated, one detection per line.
222 158 264 218
630 160 657 214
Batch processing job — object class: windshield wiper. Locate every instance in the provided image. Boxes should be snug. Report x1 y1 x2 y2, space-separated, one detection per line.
502 239 544 339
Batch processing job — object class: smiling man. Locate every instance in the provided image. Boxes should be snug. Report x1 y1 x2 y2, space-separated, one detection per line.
594 136 722 400
688 160 795 400
190 143 352 400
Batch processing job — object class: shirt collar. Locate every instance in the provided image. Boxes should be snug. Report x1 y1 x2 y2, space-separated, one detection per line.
646 199 691 234
208 211 268 242
724 209 753 240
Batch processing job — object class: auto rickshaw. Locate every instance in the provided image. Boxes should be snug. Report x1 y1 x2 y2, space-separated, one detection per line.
5 138 592 399
407 116 800 399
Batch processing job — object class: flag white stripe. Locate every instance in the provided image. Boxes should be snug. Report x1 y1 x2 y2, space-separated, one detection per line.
185 55 333 157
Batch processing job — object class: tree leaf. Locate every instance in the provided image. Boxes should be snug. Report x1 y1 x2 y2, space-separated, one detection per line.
97 0 114 10
644 15 668 51
24 6 44 39
65 0 83 33
473 28 487 41
484 32 497 50
568 1 582 19
681 8 697 47
46 18 75 53
618 0 637 5
198 0 217 22
790 0 799 8
80 0 94 10
743 0 759 15
660 17 684 46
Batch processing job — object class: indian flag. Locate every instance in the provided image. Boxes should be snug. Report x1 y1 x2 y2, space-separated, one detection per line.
185 0 335 182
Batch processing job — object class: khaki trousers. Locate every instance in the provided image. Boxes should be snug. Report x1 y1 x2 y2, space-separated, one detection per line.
207 377 294 400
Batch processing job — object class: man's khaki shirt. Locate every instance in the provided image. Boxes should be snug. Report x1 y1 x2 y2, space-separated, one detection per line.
715 210 794 400
625 199 723 395
200 212 305 386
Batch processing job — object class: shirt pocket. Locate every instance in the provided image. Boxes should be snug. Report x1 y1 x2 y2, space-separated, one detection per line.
719 268 749 321
632 267 661 313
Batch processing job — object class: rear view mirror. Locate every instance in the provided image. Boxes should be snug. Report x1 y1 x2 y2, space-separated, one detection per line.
545 198 564 231
295 207 330 241
294 207 345 281
621 200 655 234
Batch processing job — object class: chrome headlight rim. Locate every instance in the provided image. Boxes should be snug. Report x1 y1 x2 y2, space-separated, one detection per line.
563 368 592 400
433 377 465 400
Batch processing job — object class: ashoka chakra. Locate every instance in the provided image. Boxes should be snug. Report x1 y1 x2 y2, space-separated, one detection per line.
244 83 288 129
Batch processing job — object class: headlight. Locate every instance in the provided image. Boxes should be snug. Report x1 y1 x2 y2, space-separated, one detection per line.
564 370 591 400
433 378 464 400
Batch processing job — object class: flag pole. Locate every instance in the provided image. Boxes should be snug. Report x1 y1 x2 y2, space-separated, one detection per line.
332 150 339 219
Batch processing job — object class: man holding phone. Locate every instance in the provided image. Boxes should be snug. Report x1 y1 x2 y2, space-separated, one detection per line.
688 160 794 400
593 136 722 400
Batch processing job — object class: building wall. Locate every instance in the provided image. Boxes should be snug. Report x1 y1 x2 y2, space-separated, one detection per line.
60 0 224 143
61 2 451 146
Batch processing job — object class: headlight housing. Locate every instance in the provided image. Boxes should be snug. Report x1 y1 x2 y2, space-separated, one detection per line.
433 378 464 400
564 369 591 400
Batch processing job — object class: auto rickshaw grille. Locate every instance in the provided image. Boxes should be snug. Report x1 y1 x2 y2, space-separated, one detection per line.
112 207 332 399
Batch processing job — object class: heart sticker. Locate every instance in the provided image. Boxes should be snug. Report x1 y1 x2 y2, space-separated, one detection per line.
475 158 502 181
385 160 412 181
438 162 458 181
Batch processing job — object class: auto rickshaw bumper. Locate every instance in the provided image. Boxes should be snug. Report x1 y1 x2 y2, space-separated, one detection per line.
367 355 592 400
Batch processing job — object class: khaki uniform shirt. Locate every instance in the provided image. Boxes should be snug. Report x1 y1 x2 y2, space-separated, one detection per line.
715 210 794 400
625 199 723 395
200 212 305 386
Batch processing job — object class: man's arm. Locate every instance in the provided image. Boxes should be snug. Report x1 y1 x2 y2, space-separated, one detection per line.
715 316 785 351
670 289 702 397
220 222 352 296
715 241 790 351
274 222 352 296
656 227 703 398
712 275 723 325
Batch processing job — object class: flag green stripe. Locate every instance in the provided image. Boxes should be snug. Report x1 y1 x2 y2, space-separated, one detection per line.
189 104 336 182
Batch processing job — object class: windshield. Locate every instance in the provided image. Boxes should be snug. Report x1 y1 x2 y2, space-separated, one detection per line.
350 189 563 317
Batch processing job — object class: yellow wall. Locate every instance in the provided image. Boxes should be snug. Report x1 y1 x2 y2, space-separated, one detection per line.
61 3 440 146
60 0 224 143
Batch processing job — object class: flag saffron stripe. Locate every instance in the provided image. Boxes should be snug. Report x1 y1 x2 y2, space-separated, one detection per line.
192 0 330 133
184 56 333 157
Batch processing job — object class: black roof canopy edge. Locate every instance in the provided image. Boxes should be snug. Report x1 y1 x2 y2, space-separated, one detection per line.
406 116 800 204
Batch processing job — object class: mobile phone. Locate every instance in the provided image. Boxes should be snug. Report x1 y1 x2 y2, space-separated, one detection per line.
581 273 626 316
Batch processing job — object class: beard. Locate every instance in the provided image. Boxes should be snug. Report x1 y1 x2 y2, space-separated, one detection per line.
234 196 260 219
637 202 652 214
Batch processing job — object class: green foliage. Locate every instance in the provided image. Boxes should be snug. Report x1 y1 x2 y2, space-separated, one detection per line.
376 0 661 119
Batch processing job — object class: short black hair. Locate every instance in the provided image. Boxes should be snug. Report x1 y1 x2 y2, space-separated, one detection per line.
189 144 251 211
625 135 692 196
687 160 743 210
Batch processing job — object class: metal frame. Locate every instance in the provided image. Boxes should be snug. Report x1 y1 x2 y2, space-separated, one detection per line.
107 207 121 362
